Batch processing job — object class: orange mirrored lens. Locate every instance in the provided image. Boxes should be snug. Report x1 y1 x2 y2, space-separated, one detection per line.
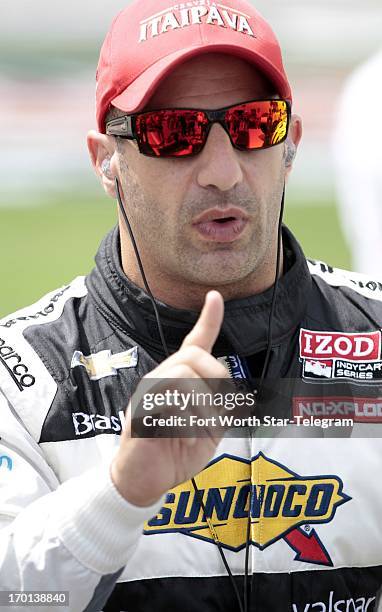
225 100 288 150
136 110 208 157
135 101 289 157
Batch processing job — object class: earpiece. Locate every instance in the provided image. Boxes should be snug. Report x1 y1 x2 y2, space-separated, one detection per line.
101 158 112 178
284 141 296 167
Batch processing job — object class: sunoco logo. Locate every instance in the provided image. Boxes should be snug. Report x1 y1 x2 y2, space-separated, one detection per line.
145 453 350 566
0 338 35 391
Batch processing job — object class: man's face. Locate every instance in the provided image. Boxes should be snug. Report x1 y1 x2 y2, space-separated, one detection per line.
109 54 301 295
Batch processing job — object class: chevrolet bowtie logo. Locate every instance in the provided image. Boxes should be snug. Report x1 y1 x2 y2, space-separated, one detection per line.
71 347 138 380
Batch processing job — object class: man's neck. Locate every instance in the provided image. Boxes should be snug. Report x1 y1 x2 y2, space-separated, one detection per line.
120 242 284 311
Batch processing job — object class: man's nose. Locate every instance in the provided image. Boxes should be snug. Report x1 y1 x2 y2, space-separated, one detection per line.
196 123 243 191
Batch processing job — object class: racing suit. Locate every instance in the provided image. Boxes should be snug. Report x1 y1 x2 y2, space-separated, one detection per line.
1 225 382 612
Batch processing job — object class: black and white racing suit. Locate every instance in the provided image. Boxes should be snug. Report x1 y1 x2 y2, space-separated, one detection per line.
1 225 382 611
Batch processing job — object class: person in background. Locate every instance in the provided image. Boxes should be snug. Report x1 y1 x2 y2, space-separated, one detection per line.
333 49 382 277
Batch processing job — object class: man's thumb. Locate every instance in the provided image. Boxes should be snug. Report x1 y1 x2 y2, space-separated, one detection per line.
181 291 224 353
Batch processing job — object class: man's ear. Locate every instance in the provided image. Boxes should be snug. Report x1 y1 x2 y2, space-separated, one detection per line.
87 131 118 199
284 114 302 179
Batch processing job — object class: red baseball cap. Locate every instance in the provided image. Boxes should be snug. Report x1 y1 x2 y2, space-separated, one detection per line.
96 0 292 133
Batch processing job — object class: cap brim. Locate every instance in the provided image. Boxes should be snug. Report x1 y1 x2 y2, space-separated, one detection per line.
111 43 291 114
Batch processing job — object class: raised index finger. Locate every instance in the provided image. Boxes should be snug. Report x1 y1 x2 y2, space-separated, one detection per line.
181 291 224 354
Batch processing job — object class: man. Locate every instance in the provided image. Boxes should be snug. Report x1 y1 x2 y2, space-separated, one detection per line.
1 1 382 611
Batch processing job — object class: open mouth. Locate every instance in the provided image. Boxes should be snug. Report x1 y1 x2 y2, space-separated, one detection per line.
192 210 248 242
214 216 236 224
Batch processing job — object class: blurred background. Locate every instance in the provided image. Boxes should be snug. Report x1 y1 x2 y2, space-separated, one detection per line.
1 0 382 317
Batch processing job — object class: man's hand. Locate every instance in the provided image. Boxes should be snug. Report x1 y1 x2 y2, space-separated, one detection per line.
110 290 229 507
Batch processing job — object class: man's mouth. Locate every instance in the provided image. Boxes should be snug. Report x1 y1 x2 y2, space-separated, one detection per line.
192 207 249 243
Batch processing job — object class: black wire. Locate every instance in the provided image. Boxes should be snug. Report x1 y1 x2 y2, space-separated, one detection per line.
243 486 252 612
116 174 285 612
191 478 245 612
243 186 286 612
260 187 286 384
115 177 245 611
115 177 170 358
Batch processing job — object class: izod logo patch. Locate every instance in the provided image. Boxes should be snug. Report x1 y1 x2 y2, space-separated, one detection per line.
299 329 382 383
144 453 350 566
300 330 381 361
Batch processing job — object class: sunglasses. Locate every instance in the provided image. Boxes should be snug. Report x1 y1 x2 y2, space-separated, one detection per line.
106 99 290 158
